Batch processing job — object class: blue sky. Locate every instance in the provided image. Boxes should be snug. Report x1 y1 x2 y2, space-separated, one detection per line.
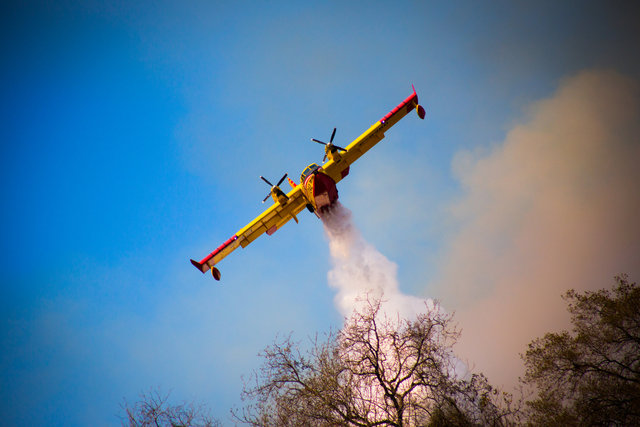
2 1 639 425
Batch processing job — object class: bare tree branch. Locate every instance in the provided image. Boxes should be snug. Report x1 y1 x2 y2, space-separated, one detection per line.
234 295 519 426
121 388 219 427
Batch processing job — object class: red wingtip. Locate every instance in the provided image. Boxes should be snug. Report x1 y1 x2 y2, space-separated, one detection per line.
190 259 221 280
190 259 207 273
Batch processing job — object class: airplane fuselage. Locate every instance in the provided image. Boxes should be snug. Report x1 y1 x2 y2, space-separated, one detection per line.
303 169 338 213
298 163 348 214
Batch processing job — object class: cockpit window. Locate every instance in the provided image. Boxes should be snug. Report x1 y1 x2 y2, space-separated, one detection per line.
300 163 320 183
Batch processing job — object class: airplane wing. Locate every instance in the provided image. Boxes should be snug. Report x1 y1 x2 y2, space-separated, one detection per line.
192 88 424 280
321 88 425 184
191 185 308 279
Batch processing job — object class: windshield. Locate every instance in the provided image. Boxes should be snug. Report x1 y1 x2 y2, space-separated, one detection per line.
300 163 320 183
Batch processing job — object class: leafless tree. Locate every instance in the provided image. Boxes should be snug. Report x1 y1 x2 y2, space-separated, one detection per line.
234 297 518 426
122 388 219 427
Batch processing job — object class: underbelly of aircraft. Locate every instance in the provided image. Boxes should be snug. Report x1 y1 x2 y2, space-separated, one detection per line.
306 172 339 214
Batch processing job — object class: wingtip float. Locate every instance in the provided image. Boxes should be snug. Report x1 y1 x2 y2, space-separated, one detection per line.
191 87 426 281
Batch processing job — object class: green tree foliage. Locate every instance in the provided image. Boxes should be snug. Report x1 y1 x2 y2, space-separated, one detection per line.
235 297 518 426
522 275 640 425
122 388 219 427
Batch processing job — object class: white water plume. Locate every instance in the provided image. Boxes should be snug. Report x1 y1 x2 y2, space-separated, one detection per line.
322 201 470 388
321 202 435 321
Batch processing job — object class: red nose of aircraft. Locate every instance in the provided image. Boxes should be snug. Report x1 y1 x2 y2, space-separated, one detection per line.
312 172 339 213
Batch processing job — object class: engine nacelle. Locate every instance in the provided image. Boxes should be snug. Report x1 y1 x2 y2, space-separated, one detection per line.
326 146 343 162
270 187 289 206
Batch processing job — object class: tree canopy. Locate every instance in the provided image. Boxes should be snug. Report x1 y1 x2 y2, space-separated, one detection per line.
522 275 640 425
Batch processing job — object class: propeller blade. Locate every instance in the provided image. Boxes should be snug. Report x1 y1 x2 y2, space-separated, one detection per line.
323 153 327 162
311 138 327 146
262 193 271 203
330 127 336 143
260 176 273 187
276 173 288 187
334 145 347 152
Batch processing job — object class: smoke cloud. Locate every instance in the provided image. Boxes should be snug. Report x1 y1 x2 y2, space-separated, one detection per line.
322 202 435 321
434 69 640 388
319 70 640 392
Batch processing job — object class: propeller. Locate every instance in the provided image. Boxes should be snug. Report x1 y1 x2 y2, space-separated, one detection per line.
311 127 347 161
260 173 288 203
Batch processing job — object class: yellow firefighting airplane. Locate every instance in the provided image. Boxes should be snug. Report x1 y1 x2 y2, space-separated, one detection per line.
191 88 426 280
